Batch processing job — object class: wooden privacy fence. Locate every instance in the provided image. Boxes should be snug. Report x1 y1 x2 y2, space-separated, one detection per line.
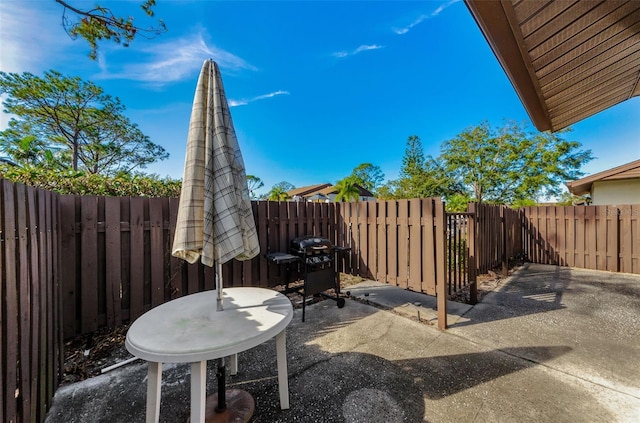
338 198 449 329
338 199 447 296
59 197 343 338
59 197 449 338
522 205 639 274
3 174 638 423
445 204 526 301
469 203 525 276
1 180 62 423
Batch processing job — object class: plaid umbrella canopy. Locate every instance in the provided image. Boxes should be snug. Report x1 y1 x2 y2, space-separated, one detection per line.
172 58 259 280
171 59 261 419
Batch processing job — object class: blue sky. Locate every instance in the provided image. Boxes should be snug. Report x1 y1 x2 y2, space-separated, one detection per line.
1 0 639 198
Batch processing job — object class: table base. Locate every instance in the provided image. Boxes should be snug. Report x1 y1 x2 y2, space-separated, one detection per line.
187 389 255 423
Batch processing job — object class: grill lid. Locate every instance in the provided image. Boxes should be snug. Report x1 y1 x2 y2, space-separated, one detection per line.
290 236 333 254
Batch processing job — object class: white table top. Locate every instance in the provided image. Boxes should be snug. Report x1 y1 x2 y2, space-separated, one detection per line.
125 287 294 363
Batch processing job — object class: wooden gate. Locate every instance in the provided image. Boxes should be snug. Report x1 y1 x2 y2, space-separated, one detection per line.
446 212 477 303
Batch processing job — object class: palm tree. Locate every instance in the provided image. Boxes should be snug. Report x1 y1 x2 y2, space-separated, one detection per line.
0 131 49 167
267 186 290 201
334 177 360 202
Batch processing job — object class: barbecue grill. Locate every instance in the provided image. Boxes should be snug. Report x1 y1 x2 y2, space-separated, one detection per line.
266 236 350 321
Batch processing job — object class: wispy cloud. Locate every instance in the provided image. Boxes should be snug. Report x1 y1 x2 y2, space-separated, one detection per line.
0 1 74 74
333 44 383 58
393 0 461 35
0 2 80 129
228 90 290 107
97 29 256 84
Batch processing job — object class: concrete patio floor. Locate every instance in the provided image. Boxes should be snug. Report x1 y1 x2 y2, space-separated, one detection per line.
45 263 640 422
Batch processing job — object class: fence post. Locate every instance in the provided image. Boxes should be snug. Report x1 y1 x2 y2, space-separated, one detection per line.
435 199 447 330
467 203 477 305
501 206 508 276
615 207 621 272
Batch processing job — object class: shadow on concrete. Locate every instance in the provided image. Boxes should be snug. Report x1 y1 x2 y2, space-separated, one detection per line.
240 339 573 422
394 346 572 400
451 263 571 327
48 288 627 423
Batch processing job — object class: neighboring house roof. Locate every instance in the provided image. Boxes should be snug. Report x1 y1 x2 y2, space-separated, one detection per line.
287 183 332 198
287 183 374 199
464 1 640 132
566 159 640 196
318 184 374 198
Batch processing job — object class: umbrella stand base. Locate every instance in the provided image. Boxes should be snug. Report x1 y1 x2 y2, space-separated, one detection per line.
188 389 255 423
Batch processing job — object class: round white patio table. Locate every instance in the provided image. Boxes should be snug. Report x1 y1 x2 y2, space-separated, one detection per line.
125 287 293 423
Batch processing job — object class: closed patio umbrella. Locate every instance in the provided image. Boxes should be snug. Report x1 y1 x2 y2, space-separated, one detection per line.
172 59 260 422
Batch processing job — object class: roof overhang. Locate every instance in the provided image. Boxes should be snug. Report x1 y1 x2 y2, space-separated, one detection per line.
465 0 640 132
566 159 640 195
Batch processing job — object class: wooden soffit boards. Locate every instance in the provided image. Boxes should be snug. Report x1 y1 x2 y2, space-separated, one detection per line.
465 0 640 132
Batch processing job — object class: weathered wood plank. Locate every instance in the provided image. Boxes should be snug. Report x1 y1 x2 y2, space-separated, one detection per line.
435 199 447 330
386 201 398 285
27 186 40 420
80 196 99 333
105 197 122 327
566 207 576 268
129 197 145 320
575 206 585 269
149 198 164 307
397 200 409 289
168 197 183 298
619 205 633 273
16 184 32 422
257 201 269 284
358 202 369 279
3 181 18 422
367 201 378 282
586 206 597 269
38 190 51 416
422 199 436 296
409 200 421 292
59 196 77 337
376 201 387 283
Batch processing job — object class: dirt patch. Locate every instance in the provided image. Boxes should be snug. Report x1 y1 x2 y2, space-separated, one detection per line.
61 324 132 386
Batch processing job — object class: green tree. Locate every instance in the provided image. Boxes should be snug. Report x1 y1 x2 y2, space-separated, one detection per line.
349 163 384 194
0 70 168 175
266 181 294 201
334 177 361 202
438 121 593 204
400 135 425 180
246 175 264 199
389 135 460 199
392 135 428 198
55 0 167 60
0 122 62 168
510 198 538 208
445 193 473 213
375 180 399 200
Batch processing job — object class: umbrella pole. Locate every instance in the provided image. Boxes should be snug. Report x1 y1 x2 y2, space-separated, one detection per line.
216 261 224 311
215 260 227 412
215 261 226 410
215 358 227 412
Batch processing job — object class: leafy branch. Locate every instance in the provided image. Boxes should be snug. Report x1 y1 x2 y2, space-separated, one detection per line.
54 0 167 59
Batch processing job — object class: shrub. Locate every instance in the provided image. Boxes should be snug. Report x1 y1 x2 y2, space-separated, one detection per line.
0 165 182 197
